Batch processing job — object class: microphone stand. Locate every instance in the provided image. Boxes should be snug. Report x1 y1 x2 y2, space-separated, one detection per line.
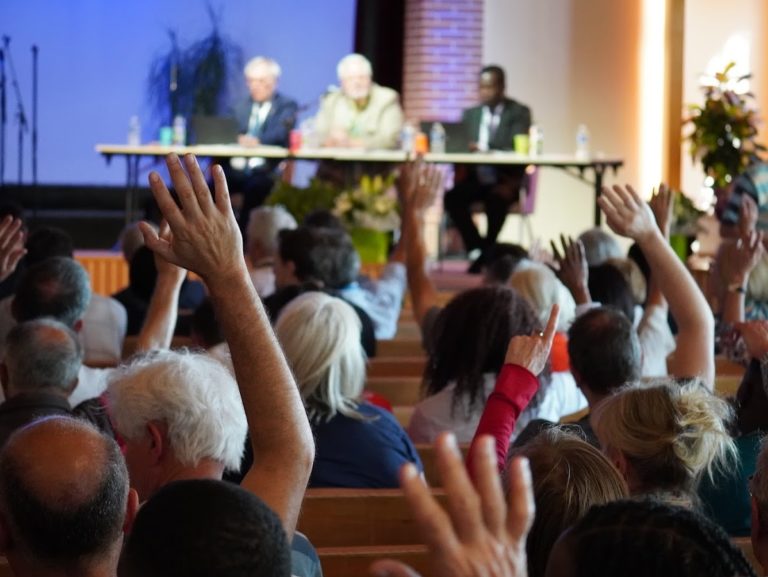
0 45 6 189
3 37 29 186
31 44 38 187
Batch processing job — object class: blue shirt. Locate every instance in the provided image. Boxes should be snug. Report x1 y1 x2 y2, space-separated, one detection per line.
309 402 423 488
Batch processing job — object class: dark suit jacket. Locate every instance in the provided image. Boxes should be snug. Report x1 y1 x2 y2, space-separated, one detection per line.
233 92 299 147
462 97 532 151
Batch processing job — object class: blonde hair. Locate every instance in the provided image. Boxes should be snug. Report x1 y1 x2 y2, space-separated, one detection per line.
605 257 647 305
509 262 576 333
506 428 627 577
275 292 367 424
592 379 737 495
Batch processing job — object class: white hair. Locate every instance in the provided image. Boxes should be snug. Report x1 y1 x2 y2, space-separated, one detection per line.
336 53 372 80
578 228 623 267
275 292 366 424
107 349 247 471
244 56 281 79
247 205 298 257
509 261 576 333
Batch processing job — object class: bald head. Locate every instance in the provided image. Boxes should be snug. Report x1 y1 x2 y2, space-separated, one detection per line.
0 417 129 563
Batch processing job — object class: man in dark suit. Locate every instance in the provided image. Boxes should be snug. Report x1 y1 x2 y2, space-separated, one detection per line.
224 56 298 237
443 65 531 272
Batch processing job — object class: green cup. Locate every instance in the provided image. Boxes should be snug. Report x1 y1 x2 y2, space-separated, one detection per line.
514 134 530 154
159 126 173 146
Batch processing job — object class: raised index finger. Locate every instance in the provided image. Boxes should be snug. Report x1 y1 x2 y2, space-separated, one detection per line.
542 304 560 347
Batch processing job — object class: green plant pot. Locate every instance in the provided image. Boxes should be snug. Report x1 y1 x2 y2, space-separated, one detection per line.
670 233 693 262
349 228 390 265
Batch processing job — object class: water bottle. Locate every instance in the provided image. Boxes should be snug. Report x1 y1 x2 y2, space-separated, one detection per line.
429 122 446 153
172 115 187 146
529 124 543 157
127 116 141 146
575 124 590 160
400 122 416 153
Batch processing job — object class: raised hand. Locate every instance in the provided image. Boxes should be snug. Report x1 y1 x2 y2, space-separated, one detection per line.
737 320 768 360
370 434 533 577
505 305 559 375
398 157 443 215
551 235 590 304
739 194 758 238
598 184 658 244
0 216 26 284
731 230 764 287
152 221 187 286
139 153 245 283
649 183 673 240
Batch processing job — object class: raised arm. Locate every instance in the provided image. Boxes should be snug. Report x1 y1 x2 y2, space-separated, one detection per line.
551 235 591 306
0 216 26 284
140 153 314 537
598 184 715 387
397 158 443 328
134 222 187 352
466 305 559 474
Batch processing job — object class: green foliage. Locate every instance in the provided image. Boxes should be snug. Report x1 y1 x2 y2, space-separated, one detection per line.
672 189 705 236
685 62 764 188
266 179 340 224
147 3 242 129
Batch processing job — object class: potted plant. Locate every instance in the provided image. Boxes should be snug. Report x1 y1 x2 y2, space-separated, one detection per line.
266 179 340 224
685 62 764 193
147 3 242 131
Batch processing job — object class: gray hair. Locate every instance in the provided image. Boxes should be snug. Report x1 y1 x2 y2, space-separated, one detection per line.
275 292 366 424
578 228 623 267
108 349 247 471
244 56 281 79
337 53 372 79
13 257 92 328
4 318 83 395
246 205 298 257
509 261 577 333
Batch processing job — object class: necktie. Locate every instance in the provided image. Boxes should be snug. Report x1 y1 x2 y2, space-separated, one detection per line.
248 103 262 137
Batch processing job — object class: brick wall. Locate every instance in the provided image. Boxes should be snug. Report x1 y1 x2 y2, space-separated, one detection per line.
402 0 484 123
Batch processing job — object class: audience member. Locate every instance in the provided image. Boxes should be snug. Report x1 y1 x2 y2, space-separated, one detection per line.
577 226 623 266
443 65 532 272
246 205 297 297
314 53 403 150
482 242 529 285
750 437 768 573
136 152 314 554
264 225 376 355
0 226 128 365
118 479 291 577
0 319 113 446
0 417 138 577
275 291 422 487
592 380 737 506
224 56 298 236
545 499 758 577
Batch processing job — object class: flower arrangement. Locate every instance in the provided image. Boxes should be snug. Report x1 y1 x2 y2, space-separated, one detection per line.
266 178 340 224
333 174 401 233
685 62 764 189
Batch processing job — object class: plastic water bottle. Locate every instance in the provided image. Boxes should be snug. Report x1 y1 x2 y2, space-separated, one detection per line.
127 116 141 146
430 122 446 153
172 115 187 146
575 124 590 160
529 125 543 157
400 122 416 153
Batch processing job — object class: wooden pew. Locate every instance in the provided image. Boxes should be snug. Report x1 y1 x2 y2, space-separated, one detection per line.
393 406 414 428
368 357 426 378
366 377 422 406
298 489 446 548
318 545 430 577
377 339 424 358
416 443 469 487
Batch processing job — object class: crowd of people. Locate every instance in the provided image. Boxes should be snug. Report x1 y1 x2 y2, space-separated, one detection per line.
0 53 767 577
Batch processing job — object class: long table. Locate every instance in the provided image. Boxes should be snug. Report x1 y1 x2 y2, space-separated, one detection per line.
95 144 624 226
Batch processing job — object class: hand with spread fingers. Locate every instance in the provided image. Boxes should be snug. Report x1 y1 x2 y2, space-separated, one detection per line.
551 235 590 305
139 153 245 284
505 304 559 375
731 229 764 288
370 433 533 577
649 183 673 240
0 216 25 284
398 157 443 216
739 194 759 238
597 184 659 244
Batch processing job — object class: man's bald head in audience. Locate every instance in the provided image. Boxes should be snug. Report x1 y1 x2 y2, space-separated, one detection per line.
0 417 136 574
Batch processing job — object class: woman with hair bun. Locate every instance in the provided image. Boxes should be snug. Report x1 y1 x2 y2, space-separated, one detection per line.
592 379 737 506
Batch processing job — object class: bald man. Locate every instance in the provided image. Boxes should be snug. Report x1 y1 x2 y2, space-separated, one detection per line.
0 417 138 577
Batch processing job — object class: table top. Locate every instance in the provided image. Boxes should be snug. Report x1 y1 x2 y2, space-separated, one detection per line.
96 143 624 168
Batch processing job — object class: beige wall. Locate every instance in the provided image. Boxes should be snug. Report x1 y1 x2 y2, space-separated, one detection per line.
482 0 643 246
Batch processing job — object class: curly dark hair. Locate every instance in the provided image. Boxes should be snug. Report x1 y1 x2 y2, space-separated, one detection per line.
425 285 542 416
553 499 758 577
